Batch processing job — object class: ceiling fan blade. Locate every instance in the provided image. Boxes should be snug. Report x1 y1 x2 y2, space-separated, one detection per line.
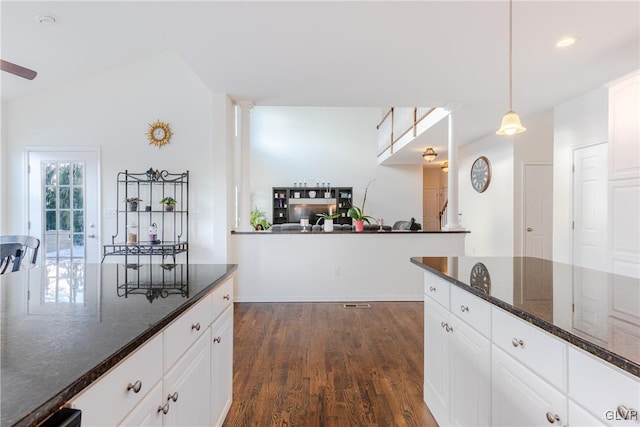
1 60 37 80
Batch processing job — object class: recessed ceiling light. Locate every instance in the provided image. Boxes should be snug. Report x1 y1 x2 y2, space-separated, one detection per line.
34 14 56 25
556 36 578 48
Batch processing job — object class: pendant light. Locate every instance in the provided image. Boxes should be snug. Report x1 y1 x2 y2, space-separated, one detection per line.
441 161 449 172
422 147 438 162
496 0 526 136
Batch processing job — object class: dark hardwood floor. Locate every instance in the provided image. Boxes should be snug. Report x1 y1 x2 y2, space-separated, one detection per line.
223 302 437 427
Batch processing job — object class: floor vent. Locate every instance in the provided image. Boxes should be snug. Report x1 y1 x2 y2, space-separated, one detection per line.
343 303 371 309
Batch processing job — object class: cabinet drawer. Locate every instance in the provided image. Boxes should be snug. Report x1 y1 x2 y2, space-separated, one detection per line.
164 294 214 371
450 285 491 337
211 276 234 322
424 272 450 309
492 307 566 391
569 347 640 426
71 334 163 426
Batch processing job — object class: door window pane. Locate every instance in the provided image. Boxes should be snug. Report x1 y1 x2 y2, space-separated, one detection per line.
45 187 56 209
45 211 57 231
59 211 71 231
73 211 84 232
59 187 70 209
45 163 57 185
59 163 70 185
73 164 83 185
73 188 83 209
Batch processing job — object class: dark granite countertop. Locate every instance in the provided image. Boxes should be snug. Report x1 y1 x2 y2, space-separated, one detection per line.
232 229 470 235
0 263 237 427
411 256 640 377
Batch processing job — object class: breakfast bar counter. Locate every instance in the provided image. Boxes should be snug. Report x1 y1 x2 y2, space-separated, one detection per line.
0 263 237 427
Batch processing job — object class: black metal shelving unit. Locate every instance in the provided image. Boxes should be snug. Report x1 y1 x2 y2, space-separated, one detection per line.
102 169 189 265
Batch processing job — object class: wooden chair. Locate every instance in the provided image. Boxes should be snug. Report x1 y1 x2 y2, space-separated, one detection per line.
0 235 40 267
0 243 23 274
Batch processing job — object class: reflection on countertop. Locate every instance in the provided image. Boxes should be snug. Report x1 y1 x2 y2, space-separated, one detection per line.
411 256 640 377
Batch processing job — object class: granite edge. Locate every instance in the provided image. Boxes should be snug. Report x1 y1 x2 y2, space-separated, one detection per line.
410 257 640 378
13 264 239 427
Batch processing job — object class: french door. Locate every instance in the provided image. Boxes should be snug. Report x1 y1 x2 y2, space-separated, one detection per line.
27 149 100 264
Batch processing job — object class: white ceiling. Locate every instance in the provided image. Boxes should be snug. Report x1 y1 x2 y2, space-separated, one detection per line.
2 1 639 164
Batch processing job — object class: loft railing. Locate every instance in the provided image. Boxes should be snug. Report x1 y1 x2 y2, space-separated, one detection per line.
377 107 436 157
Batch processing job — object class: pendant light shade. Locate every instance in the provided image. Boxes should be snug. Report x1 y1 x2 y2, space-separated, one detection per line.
497 110 526 136
422 147 438 162
496 0 526 136
441 161 449 172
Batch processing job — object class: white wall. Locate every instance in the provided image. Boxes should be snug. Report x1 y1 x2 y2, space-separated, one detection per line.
250 107 423 225
459 133 514 256
2 50 232 263
513 109 555 256
553 86 608 264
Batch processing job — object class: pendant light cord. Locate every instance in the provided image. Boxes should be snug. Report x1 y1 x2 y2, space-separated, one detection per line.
509 0 513 111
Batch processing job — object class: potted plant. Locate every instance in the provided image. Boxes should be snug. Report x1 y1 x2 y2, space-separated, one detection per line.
348 179 375 232
159 196 177 212
125 197 142 212
316 211 341 232
250 207 271 231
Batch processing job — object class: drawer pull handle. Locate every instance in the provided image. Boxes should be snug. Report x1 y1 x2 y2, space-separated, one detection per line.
223 294 231 300
214 336 222 344
127 380 142 394
167 391 179 402
157 403 170 415
445 324 453 333
460 305 469 312
440 321 446 328
512 338 524 348
617 405 635 420
429 286 436 292
191 322 201 331
545 412 560 423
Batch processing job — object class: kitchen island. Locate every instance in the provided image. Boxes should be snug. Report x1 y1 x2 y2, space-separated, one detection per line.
412 256 639 426
0 262 237 427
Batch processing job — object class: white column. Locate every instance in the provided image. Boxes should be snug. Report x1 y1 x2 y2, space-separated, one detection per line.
237 100 254 231
444 111 465 231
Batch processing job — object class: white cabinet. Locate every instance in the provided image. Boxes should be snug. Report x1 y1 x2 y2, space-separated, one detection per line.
492 345 567 426
492 307 566 391
423 273 491 427
70 334 164 426
163 330 212 426
424 297 450 423
448 314 491 427
569 347 640 426
119 382 164 427
211 306 234 427
70 274 235 426
422 270 639 427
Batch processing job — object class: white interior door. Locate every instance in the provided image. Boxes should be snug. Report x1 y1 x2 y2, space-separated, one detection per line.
523 164 553 260
573 143 608 270
27 149 100 263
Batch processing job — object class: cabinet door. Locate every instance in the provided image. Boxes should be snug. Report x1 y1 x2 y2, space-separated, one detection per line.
211 307 234 427
492 345 566 427
424 298 450 425
119 381 164 427
449 315 491 427
163 329 212 427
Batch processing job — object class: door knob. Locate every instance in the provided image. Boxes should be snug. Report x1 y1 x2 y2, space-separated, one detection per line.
527 227 533 232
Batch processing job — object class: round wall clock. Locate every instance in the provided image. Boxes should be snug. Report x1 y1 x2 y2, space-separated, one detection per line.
146 120 172 148
470 156 491 193
470 262 491 294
